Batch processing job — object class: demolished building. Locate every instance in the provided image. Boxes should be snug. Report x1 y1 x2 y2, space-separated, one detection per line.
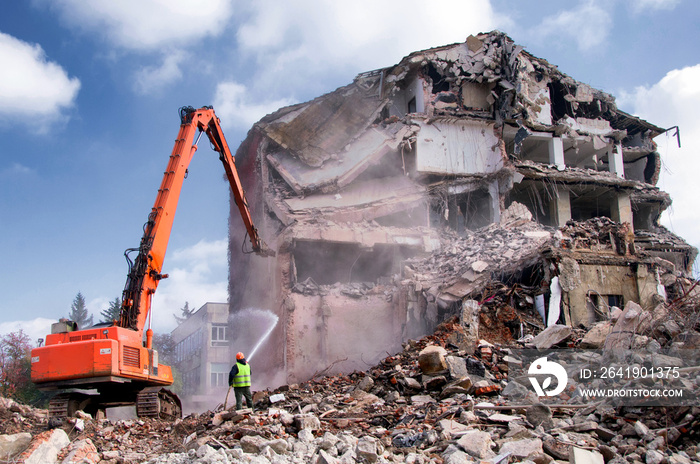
227 31 696 385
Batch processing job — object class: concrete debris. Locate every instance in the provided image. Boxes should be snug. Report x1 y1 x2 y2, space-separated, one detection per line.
5 303 700 463
62 438 100 464
18 428 70 464
456 430 496 459
0 432 31 461
526 403 554 429
498 437 543 460
570 446 605 464
528 324 572 350
604 300 652 350
418 345 448 374
578 321 613 349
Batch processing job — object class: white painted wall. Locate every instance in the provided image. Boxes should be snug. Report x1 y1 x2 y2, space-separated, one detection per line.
415 120 503 175
389 76 425 117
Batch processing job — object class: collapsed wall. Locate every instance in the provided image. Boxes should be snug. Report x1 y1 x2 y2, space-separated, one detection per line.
228 31 696 386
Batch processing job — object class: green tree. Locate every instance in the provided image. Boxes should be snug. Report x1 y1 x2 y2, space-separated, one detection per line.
152 332 176 365
152 332 181 393
100 297 122 324
0 330 50 407
173 301 194 325
68 292 94 329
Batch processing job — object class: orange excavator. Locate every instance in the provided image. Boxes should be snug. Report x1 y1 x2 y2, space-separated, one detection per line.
31 106 271 420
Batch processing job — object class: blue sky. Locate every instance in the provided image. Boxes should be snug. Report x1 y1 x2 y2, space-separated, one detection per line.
1 0 699 343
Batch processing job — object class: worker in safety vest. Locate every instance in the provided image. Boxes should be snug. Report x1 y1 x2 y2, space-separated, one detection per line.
228 352 253 410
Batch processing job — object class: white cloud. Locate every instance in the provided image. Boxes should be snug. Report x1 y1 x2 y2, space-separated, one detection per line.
617 64 700 250
150 239 229 333
528 1 612 52
234 0 502 90
628 0 681 13
213 81 296 130
0 32 80 129
133 50 187 95
88 296 112 323
0 163 34 178
0 318 56 347
47 0 234 52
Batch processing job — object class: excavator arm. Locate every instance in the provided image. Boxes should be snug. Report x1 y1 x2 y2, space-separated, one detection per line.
119 106 270 335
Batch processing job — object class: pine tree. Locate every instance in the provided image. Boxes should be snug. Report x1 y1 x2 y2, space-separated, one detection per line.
68 292 94 329
100 297 122 324
173 301 194 325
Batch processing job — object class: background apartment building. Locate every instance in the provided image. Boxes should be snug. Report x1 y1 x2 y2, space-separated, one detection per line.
171 302 232 411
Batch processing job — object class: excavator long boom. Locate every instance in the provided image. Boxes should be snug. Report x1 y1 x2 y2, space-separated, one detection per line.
119 106 268 335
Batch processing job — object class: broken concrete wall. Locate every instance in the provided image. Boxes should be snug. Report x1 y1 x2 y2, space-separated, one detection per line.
414 119 504 175
256 82 386 169
561 262 660 327
461 81 493 110
227 132 285 388
284 289 404 382
516 53 553 126
275 222 442 382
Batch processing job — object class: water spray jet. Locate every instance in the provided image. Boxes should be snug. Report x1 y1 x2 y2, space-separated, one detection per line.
230 308 278 362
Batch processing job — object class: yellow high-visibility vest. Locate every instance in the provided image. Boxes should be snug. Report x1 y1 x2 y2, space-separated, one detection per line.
233 363 251 387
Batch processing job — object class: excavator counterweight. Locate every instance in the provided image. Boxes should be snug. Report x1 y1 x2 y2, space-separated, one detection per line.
31 106 270 420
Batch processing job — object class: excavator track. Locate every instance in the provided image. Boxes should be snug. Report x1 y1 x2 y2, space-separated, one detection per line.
48 393 71 420
136 387 182 420
48 392 98 420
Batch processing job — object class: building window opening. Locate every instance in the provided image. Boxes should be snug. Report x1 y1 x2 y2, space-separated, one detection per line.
570 188 613 222
378 106 390 122
175 328 202 362
408 97 417 114
182 368 200 396
563 142 605 171
425 63 450 93
506 182 554 226
623 152 659 184
211 324 228 346
430 189 492 234
497 263 546 288
375 203 428 228
502 127 548 162
548 81 571 122
587 293 623 324
632 203 658 231
293 241 413 286
210 363 229 388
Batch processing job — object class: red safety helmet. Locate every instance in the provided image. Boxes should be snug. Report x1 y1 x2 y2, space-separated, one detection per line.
236 352 245 360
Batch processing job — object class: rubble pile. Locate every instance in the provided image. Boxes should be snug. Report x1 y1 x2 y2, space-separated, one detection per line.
558 217 631 252
7 211 700 462
406 215 675 296
405 220 551 283
400 205 554 313
4 307 700 464
286 210 555 305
